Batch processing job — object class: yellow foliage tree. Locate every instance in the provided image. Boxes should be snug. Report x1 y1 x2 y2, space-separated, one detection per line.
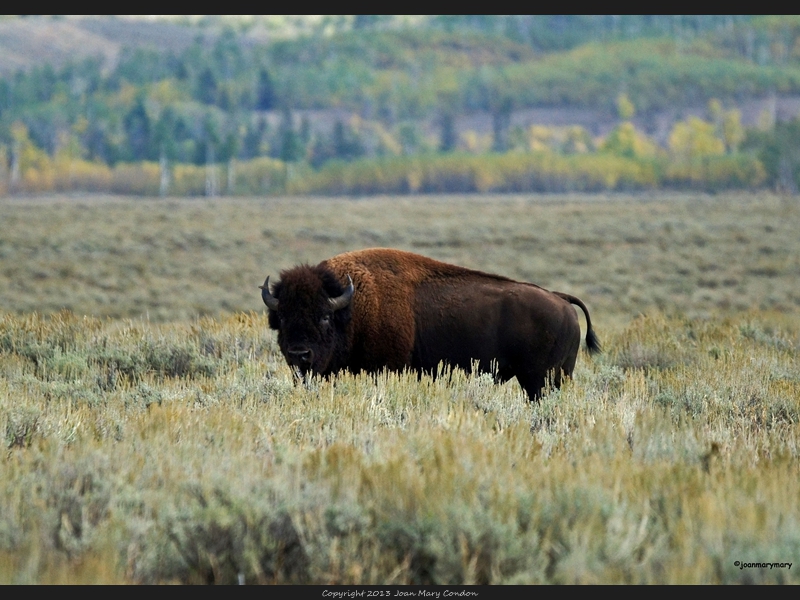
10 122 52 174
563 125 593 154
461 130 492 154
668 117 725 161
708 99 744 154
708 99 724 129
601 122 658 159
722 109 745 153
527 125 555 153
149 79 185 105
616 93 635 121
10 122 55 192
0 146 8 195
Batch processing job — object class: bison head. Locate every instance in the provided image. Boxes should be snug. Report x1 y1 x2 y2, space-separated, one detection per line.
261 265 354 379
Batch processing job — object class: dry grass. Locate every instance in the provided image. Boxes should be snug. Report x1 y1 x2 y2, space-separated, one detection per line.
1 192 798 326
0 192 798 583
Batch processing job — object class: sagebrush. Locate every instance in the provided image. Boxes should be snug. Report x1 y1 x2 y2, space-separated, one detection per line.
0 193 798 583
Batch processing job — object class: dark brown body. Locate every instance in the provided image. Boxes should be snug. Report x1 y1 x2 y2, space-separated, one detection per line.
262 248 599 401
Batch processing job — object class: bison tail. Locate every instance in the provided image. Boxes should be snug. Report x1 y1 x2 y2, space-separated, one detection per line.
585 327 602 355
554 292 601 355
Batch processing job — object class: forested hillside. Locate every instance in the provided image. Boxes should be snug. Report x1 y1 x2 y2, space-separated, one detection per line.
2 15 800 195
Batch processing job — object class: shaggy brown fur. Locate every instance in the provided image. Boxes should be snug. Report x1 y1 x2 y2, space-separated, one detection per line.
263 248 600 401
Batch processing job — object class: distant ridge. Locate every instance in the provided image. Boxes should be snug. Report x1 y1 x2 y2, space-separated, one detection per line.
0 16 216 74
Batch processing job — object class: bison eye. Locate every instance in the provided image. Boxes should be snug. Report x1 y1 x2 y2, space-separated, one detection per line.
320 315 331 327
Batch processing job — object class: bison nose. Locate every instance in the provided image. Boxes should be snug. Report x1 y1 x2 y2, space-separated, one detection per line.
287 348 314 365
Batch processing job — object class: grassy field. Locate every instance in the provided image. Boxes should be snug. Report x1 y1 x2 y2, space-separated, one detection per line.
0 192 799 584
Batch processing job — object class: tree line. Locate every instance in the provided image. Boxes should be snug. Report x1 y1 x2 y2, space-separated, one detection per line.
2 16 800 194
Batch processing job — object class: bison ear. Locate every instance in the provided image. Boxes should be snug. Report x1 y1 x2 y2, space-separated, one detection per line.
267 310 281 330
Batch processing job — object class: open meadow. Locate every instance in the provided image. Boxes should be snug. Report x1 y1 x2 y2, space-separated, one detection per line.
0 192 799 583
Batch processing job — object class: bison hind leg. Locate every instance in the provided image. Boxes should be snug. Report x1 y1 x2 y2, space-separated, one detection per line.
516 367 572 403
515 370 548 403
493 364 515 385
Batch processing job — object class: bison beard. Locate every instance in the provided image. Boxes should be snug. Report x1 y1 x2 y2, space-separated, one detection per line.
261 248 600 401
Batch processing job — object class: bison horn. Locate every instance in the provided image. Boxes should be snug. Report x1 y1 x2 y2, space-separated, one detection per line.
259 276 279 310
328 275 354 311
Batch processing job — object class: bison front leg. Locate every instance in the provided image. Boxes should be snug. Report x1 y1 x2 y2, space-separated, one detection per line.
290 365 305 386
290 365 320 391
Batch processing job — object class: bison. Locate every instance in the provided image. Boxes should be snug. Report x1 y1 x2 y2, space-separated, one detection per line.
260 248 599 401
